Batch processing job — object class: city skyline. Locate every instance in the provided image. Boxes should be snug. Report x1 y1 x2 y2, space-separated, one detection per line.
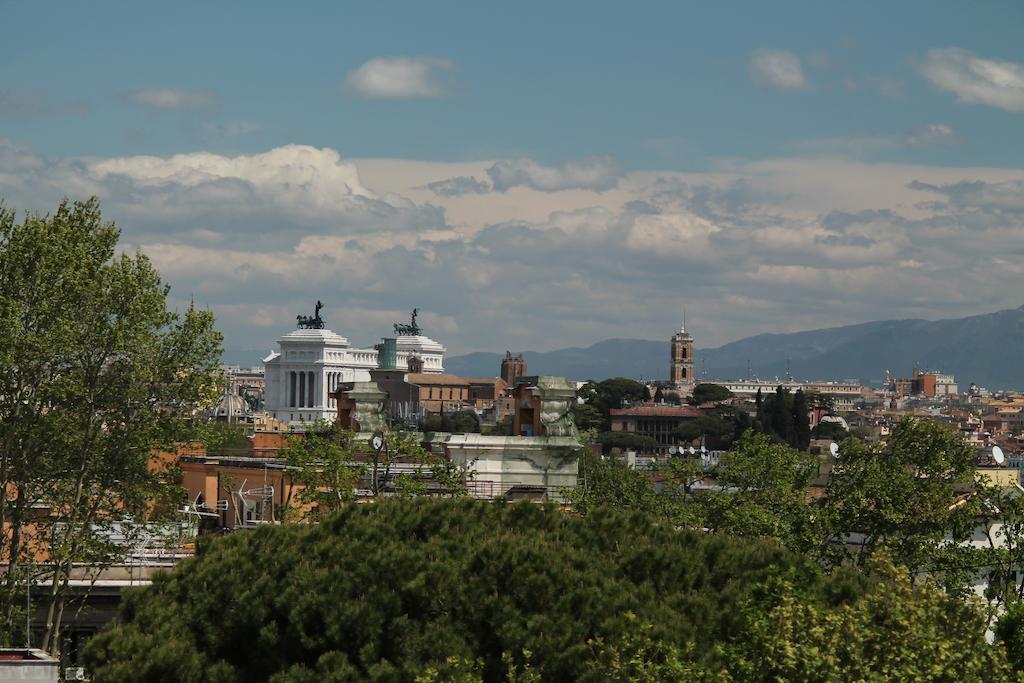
2 1 1023 355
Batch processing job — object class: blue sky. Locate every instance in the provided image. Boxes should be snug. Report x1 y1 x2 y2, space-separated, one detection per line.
2 1 1023 363
5 1 1021 165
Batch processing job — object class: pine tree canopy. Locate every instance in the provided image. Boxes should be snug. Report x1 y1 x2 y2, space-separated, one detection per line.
83 498 1009 682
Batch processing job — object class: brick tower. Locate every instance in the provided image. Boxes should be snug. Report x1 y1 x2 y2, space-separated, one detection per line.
501 351 527 386
670 313 695 395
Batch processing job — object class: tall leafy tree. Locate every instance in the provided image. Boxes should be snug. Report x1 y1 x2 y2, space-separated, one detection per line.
0 199 222 651
700 431 820 555
821 418 981 590
280 423 362 521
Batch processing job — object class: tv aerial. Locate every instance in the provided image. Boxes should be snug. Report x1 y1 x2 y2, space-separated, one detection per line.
829 442 840 458
993 445 1006 465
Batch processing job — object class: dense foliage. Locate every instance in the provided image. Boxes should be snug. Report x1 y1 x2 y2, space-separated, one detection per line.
754 385 811 450
672 406 752 450
688 383 732 405
83 498 1013 682
577 419 988 590
575 378 648 430
421 410 481 434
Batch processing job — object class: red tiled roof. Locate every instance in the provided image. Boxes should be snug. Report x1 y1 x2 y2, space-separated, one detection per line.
610 405 702 417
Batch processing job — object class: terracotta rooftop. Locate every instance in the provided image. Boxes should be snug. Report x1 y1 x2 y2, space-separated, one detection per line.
610 405 702 417
405 373 470 386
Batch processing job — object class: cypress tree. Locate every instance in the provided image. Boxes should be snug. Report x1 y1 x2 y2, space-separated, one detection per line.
771 385 793 444
792 389 811 450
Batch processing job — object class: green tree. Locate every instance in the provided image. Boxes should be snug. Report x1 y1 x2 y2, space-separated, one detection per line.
280 423 363 520
671 407 751 450
83 499 1008 681
0 199 222 652
84 498 867 681
791 389 811 450
700 431 820 557
996 602 1024 675
590 378 648 429
770 385 794 445
688 383 732 405
597 432 659 455
970 481 1024 624
570 403 603 434
568 449 665 518
732 558 1013 682
811 419 849 441
821 418 981 590
444 410 482 434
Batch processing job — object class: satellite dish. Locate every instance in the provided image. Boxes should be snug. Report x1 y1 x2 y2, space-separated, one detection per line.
993 445 1006 465
700 445 707 455
370 431 385 452
668 446 678 455
688 446 696 455
829 442 840 458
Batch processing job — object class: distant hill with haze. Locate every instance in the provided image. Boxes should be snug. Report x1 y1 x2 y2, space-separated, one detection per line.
445 306 1024 390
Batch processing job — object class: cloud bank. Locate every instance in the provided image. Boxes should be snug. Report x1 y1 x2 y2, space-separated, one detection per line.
487 156 624 192
1 141 1022 359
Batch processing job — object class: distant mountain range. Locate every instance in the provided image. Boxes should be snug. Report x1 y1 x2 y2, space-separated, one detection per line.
445 305 1024 390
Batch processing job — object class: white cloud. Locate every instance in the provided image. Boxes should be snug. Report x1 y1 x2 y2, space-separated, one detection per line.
124 88 221 113
345 56 458 98
903 123 958 146
919 48 1024 113
750 49 806 90
487 156 624 192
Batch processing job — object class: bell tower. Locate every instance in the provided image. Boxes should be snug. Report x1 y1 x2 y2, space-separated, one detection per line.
670 312 695 395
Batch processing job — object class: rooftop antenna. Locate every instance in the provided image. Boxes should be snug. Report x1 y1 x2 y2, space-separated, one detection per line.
701 357 706 380
786 358 793 383
747 359 752 380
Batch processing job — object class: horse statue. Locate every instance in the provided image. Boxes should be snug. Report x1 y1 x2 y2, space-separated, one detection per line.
296 300 326 329
393 308 421 336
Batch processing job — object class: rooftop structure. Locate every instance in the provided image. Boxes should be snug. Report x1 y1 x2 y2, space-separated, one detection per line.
715 380 864 411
